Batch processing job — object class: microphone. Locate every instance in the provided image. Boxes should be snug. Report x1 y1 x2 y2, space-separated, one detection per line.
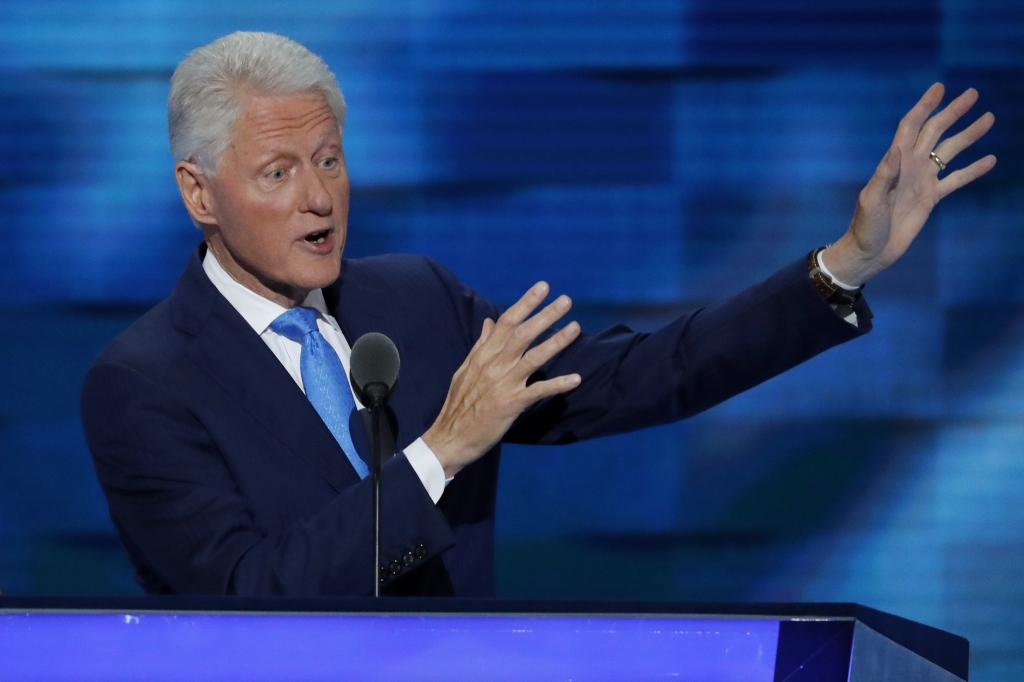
349 332 400 408
349 332 400 597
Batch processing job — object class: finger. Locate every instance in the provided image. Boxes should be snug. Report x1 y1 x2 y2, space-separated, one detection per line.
933 112 995 165
519 320 581 375
476 283 549 366
507 294 573 356
860 144 902 207
937 154 997 200
893 83 945 150
465 318 494 362
475 318 495 347
520 372 582 406
492 282 550 340
462 319 496 376
916 88 979 153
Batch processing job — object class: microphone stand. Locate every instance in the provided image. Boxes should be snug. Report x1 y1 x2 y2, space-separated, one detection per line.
349 331 400 599
365 386 386 598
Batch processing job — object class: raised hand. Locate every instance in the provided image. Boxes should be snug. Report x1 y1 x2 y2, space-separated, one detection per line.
422 282 582 478
823 83 997 286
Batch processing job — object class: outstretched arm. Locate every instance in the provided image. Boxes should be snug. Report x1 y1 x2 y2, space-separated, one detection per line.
823 83 997 285
422 84 998 469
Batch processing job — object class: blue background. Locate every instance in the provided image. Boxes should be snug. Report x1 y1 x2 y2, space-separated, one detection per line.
1 1 1022 679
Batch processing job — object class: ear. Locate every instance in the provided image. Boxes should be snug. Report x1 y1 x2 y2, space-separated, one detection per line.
174 161 218 227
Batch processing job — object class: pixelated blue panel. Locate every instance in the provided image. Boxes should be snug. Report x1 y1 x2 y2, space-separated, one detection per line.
0 73 192 302
936 69 1024 307
943 0 1024 67
411 0 685 69
421 71 673 184
352 185 682 304
498 424 686 537
672 70 938 189
343 70 438 187
411 186 684 303
685 0 940 65
0 420 110 537
0 1 418 70
938 189 1024 307
944 306 1024 419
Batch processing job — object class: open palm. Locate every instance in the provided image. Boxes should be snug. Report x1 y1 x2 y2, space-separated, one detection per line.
825 83 996 285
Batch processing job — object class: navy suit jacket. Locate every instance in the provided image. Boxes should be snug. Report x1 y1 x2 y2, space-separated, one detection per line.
81 244 869 597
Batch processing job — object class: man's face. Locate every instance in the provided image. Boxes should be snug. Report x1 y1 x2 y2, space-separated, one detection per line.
202 91 348 306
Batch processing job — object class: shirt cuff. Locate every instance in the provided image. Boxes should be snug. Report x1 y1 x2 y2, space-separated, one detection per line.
403 437 451 504
816 248 860 291
816 248 860 327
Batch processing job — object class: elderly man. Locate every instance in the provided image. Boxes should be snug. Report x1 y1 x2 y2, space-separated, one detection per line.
81 32 995 597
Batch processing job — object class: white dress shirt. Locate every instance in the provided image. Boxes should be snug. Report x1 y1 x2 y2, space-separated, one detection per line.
202 250 448 503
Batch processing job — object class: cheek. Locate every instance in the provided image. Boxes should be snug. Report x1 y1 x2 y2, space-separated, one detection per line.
217 206 291 272
233 194 291 243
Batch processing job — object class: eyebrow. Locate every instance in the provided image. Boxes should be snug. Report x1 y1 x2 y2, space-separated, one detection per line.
248 126 342 171
252 150 294 172
312 133 343 155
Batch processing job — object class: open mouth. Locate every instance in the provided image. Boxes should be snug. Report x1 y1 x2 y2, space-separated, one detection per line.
304 229 330 244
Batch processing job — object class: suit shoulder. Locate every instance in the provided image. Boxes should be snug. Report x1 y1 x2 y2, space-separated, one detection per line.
89 298 188 380
341 253 456 291
344 253 452 284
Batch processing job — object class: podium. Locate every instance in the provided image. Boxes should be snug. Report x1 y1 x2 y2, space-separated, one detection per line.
0 596 967 681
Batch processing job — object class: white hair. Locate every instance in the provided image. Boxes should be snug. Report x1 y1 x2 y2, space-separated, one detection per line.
168 31 346 174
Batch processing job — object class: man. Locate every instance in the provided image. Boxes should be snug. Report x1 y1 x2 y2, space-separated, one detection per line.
81 32 995 597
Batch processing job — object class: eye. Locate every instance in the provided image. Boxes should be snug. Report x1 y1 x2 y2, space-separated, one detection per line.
269 168 286 180
320 157 337 169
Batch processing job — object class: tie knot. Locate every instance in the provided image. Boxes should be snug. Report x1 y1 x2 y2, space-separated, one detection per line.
269 306 320 341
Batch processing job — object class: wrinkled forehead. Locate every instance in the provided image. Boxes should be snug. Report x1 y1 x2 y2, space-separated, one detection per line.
240 90 337 133
222 90 342 162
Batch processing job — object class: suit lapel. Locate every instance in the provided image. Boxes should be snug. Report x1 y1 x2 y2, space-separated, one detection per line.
171 245 359 493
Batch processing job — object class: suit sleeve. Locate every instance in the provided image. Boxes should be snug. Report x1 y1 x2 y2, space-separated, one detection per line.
425 255 870 446
513 255 871 443
82 361 456 596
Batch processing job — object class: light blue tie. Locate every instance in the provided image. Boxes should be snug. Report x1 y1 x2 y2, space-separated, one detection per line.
270 307 369 479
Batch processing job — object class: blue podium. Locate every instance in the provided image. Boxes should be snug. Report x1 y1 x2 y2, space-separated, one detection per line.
0 597 967 681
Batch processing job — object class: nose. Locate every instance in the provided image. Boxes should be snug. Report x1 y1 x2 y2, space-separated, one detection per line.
301 167 333 216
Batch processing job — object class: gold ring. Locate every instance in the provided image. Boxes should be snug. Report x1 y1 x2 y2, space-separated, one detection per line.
929 151 947 171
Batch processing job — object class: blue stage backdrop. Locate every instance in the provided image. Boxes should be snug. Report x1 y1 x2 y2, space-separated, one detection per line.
1 1 1023 679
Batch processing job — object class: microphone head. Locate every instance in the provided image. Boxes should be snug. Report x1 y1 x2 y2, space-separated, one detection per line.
349 332 400 407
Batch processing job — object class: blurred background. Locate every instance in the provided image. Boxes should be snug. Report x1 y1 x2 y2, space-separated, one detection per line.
1 0 1022 678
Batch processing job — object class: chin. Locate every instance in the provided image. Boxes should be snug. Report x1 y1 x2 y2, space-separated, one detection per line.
299 257 342 290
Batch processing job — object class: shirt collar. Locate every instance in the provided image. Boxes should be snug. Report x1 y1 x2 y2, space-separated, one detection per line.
202 247 336 335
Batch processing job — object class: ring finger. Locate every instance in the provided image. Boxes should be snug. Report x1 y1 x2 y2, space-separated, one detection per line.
932 111 995 169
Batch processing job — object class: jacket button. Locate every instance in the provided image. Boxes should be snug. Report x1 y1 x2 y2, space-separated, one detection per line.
414 543 428 559
379 565 389 583
389 560 402 575
402 551 415 567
